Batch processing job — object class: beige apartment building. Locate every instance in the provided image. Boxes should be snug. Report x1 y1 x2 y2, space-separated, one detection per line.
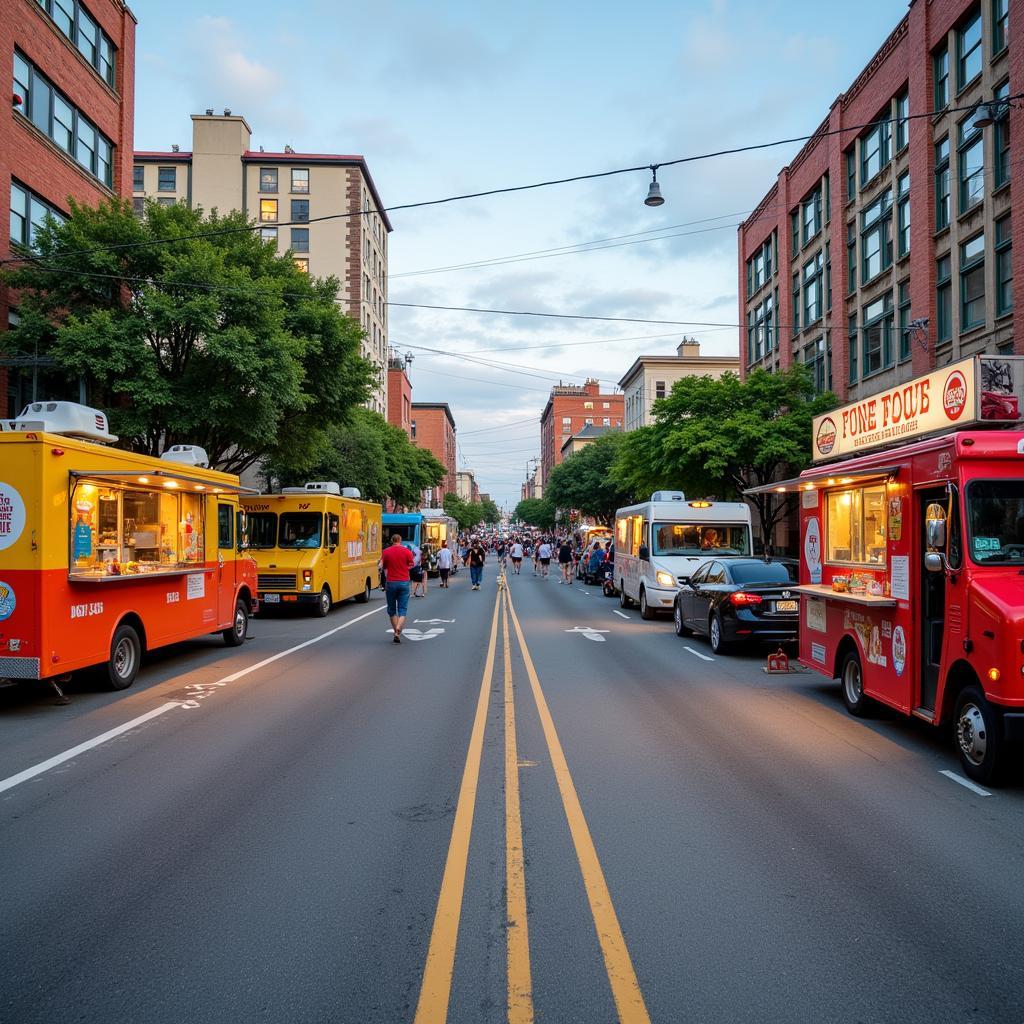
618 339 740 431
133 111 393 412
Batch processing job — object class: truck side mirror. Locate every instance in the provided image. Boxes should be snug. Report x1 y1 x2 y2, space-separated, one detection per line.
925 503 947 550
638 544 650 561
924 552 944 573
678 575 691 587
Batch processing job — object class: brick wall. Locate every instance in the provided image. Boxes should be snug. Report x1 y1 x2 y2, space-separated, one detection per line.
387 365 412 437
540 384 623 485
412 405 456 504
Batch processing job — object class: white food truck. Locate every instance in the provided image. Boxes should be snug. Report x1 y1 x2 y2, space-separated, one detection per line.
614 491 754 618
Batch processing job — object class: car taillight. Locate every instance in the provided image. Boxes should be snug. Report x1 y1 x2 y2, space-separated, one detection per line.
729 591 762 607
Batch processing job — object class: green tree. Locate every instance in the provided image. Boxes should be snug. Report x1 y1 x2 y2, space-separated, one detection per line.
480 497 501 525
443 493 485 531
544 432 635 524
3 198 372 474
612 366 835 546
513 497 556 530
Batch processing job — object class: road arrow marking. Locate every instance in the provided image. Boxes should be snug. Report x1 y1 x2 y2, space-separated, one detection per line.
564 626 610 642
397 628 446 641
414 618 455 624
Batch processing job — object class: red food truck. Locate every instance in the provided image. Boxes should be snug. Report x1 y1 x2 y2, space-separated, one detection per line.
749 356 1024 783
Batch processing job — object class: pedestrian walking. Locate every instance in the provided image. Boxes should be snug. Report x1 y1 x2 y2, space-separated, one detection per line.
414 543 430 597
380 534 414 643
558 538 574 584
409 541 426 598
509 539 524 574
436 539 453 588
537 538 552 578
468 538 486 590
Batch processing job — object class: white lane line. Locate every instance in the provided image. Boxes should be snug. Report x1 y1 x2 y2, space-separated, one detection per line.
683 646 715 662
580 591 590 596
612 610 630 620
939 769 992 797
0 604 386 796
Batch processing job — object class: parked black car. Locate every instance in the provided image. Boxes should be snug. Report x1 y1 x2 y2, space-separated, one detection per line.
673 558 799 654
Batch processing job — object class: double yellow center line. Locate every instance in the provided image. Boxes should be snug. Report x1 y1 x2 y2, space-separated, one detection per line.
414 579 650 1024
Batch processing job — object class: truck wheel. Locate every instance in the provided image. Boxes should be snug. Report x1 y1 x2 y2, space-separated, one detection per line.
315 585 332 618
673 602 691 637
223 599 248 647
619 584 631 609
639 588 655 620
840 648 873 717
955 685 1005 785
107 624 141 691
709 613 729 654
355 579 371 604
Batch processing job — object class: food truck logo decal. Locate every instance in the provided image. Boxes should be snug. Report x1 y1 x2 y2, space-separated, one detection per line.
0 580 15 621
942 370 968 421
815 417 837 457
0 483 26 551
70 601 104 619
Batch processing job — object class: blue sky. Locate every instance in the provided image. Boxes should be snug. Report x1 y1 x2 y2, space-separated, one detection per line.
134 0 906 506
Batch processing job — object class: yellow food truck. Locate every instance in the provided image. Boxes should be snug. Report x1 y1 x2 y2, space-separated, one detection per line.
241 483 382 616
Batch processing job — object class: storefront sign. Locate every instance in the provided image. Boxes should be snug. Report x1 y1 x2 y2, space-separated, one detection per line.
890 555 910 601
811 356 1024 462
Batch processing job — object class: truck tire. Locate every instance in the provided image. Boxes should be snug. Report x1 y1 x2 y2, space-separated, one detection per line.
955 685 1005 785
355 579 371 604
619 583 631 609
839 648 872 717
107 623 141 691
223 599 248 647
315 585 332 618
639 587 655 620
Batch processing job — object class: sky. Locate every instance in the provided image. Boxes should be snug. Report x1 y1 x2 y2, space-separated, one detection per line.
133 0 906 507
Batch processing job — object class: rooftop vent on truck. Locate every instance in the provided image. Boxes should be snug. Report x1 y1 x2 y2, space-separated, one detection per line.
0 401 118 443
161 445 210 468
282 481 342 495
651 490 686 502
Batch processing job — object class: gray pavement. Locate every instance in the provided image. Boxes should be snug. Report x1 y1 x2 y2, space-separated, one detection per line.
1 564 1023 1023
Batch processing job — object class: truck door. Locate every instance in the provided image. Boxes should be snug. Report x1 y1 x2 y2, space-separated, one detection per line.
217 503 236 626
918 488 946 713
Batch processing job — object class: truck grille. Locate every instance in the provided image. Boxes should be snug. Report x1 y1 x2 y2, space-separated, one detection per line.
258 573 296 590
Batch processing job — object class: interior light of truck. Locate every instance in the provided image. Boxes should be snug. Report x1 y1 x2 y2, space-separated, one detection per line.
194 485 205 490
138 477 149 484
163 480 178 488
730 592 763 607
988 668 1001 682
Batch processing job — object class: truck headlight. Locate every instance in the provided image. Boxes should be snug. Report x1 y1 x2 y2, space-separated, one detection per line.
656 570 676 587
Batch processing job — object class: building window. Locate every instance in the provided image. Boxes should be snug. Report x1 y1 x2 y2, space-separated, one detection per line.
157 197 175 207
790 211 799 255
747 238 772 292
937 255 953 341
960 232 986 330
157 166 176 192
956 8 983 91
13 52 113 187
862 292 894 376
860 189 893 282
846 221 856 293
860 118 890 185
996 216 1012 316
958 118 984 213
132 165 144 191
792 273 800 336
259 167 278 193
896 172 910 257
411 420 416 439
935 138 951 230
895 91 909 151
291 168 309 193
898 280 911 361
848 314 858 383
845 149 856 200
801 189 821 245
803 251 823 326
131 197 144 218
294 257 309 274
260 199 278 222
10 180 67 249
825 257 832 311
290 227 309 252
655 381 666 399
994 80 1010 188
291 199 309 222
993 0 1009 54
36 0 117 86
260 226 278 243
602 417 610 426
804 336 827 394
585 418 594 426
583 401 594 409
934 47 950 109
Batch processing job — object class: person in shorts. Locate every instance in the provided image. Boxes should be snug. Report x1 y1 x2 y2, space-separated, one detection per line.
509 539 524 574
558 538 574 583
435 539 453 588
537 539 552 578
380 535 414 643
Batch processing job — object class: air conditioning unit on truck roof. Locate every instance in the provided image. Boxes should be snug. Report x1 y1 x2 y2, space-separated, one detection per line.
0 401 118 443
281 482 343 495
651 490 686 502
161 445 210 468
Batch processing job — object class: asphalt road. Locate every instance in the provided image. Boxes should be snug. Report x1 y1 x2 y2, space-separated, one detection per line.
2 562 1024 1023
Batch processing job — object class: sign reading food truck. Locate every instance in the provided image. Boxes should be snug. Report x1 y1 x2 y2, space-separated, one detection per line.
811 356 1022 461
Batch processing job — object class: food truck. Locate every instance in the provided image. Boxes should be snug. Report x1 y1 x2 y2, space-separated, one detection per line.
241 483 382 616
748 356 1024 783
382 512 423 552
420 508 459 576
0 402 258 692
615 491 754 618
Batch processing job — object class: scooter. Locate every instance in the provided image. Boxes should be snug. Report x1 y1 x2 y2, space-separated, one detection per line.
601 562 617 598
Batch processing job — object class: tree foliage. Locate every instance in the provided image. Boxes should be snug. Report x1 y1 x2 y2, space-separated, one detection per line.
443 493 483 531
3 198 373 474
544 432 635 525
479 497 501 525
612 366 835 544
512 497 556 530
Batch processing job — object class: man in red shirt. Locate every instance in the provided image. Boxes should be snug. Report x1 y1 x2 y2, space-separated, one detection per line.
380 534 415 643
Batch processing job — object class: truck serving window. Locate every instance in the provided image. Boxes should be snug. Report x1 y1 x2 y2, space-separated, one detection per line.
389 523 418 543
826 485 886 565
247 513 277 549
279 512 323 549
652 522 750 555
967 481 1024 563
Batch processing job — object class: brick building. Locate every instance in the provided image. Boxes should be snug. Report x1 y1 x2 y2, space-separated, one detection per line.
539 379 623 490
387 350 413 439
3 0 137 416
739 0 1020 403
134 112 392 413
412 402 456 506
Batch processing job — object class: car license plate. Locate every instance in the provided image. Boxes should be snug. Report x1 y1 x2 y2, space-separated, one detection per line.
775 599 798 612
263 593 281 603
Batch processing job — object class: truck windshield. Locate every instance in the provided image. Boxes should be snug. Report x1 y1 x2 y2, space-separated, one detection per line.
279 512 323 549
653 522 750 556
967 481 1024 564
247 513 277 549
389 523 419 543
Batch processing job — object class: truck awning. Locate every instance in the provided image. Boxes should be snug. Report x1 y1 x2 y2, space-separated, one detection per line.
69 469 257 494
744 464 901 496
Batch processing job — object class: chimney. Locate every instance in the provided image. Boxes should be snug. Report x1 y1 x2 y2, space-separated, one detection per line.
677 336 701 358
